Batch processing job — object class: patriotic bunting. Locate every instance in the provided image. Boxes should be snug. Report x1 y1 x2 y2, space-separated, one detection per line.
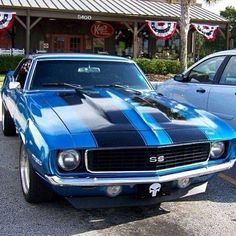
192 23 219 41
146 20 177 40
0 12 16 34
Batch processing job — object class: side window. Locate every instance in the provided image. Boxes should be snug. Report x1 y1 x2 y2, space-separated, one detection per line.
219 56 236 86
14 59 32 88
188 56 225 84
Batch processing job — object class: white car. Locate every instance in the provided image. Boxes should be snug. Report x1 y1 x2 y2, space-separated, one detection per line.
156 50 236 130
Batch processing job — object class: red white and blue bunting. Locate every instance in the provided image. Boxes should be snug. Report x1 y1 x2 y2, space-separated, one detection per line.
146 20 177 40
0 12 16 34
192 23 219 41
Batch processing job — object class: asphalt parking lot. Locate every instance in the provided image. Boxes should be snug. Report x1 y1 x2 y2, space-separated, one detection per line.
0 104 236 236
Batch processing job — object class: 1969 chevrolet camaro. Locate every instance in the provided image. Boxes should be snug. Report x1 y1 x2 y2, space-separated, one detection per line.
1 54 236 208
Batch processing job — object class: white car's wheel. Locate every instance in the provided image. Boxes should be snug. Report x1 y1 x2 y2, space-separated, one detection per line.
19 142 54 203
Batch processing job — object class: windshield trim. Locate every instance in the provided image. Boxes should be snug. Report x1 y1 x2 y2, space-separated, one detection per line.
26 59 153 91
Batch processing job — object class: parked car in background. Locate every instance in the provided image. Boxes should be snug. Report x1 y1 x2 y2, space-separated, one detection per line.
156 50 236 130
1 54 236 208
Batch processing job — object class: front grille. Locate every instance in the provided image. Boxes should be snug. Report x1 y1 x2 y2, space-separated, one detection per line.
86 143 210 172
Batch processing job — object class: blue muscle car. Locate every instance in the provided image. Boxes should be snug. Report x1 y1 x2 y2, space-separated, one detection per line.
1 54 236 208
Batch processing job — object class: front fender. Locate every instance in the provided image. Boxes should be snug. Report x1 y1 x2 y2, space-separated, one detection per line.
20 119 51 175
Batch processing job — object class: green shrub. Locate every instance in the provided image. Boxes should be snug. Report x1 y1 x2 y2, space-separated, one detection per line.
135 58 181 75
134 58 152 74
0 55 24 73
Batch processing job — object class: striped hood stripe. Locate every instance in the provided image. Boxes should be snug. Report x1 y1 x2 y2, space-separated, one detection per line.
110 89 208 144
108 89 172 145
42 95 98 148
49 91 147 147
40 88 218 148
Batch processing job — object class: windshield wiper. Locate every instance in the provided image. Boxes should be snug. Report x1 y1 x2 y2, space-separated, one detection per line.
41 82 82 89
95 84 142 95
41 83 142 95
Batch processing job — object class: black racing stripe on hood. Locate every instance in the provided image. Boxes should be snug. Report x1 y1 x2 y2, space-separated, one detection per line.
61 94 146 147
128 95 208 143
93 131 146 147
131 96 187 120
164 128 208 144
150 113 208 143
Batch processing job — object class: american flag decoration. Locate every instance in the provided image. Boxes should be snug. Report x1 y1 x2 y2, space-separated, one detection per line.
146 20 177 40
0 12 16 34
20 61 31 74
192 23 219 41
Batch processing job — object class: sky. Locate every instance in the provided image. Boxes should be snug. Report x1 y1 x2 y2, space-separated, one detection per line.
197 0 236 15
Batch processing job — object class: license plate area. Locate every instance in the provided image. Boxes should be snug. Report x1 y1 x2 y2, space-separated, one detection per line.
136 182 172 198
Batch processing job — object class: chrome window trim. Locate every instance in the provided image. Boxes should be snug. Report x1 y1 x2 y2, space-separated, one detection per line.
25 58 150 91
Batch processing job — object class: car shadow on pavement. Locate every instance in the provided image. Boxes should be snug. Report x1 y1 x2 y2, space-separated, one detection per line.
33 199 189 236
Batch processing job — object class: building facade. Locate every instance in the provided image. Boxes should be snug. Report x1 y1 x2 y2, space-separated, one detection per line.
0 0 230 59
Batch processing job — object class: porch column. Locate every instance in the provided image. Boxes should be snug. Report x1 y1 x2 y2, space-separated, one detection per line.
16 13 42 55
123 22 146 58
26 10 30 55
133 22 138 59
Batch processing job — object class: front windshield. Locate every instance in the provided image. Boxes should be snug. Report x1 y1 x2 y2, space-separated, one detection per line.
30 60 150 90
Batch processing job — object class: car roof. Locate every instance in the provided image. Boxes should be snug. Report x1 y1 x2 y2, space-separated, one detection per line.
184 49 236 74
27 53 132 62
209 49 236 57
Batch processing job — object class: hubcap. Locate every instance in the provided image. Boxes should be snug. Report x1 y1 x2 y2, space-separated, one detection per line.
20 146 30 195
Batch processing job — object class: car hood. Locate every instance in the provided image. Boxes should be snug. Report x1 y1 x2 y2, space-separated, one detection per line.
27 88 236 148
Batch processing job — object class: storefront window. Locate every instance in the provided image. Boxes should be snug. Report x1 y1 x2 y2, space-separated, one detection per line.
155 32 180 59
115 29 133 57
139 30 149 58
93 38 105 53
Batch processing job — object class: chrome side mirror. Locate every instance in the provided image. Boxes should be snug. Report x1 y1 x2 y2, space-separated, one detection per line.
174 74 185 82
174 74 188 82
9 81 21 90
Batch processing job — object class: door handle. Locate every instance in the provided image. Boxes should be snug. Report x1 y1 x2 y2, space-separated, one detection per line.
196 88 206 93
157 92 163 97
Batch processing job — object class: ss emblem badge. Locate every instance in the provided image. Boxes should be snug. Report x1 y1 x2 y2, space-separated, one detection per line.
149 155 165 163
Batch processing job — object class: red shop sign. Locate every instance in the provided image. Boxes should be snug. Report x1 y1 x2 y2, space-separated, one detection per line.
91 22 114 38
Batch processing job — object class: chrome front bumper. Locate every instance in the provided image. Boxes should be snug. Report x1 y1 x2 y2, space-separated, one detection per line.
45 159 236 187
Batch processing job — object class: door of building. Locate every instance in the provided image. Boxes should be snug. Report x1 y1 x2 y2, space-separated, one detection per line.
52 35 83 52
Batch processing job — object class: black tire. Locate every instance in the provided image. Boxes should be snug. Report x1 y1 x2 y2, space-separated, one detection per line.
2 103 16 136
19 142 54 203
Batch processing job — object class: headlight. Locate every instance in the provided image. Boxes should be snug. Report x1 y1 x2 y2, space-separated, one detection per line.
57 150 81 171
210 142 225 159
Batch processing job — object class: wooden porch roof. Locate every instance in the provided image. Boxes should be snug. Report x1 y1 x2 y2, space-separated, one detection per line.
0 0 227 23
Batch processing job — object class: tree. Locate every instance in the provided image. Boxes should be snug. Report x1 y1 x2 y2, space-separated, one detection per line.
220 6 236 48
179 0 191 72
179 0 217 71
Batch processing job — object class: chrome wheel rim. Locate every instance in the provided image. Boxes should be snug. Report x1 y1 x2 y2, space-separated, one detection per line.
20 147 30 194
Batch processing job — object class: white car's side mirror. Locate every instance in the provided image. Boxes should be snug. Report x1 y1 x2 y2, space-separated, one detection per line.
9 81 21 90
174 74 186 82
